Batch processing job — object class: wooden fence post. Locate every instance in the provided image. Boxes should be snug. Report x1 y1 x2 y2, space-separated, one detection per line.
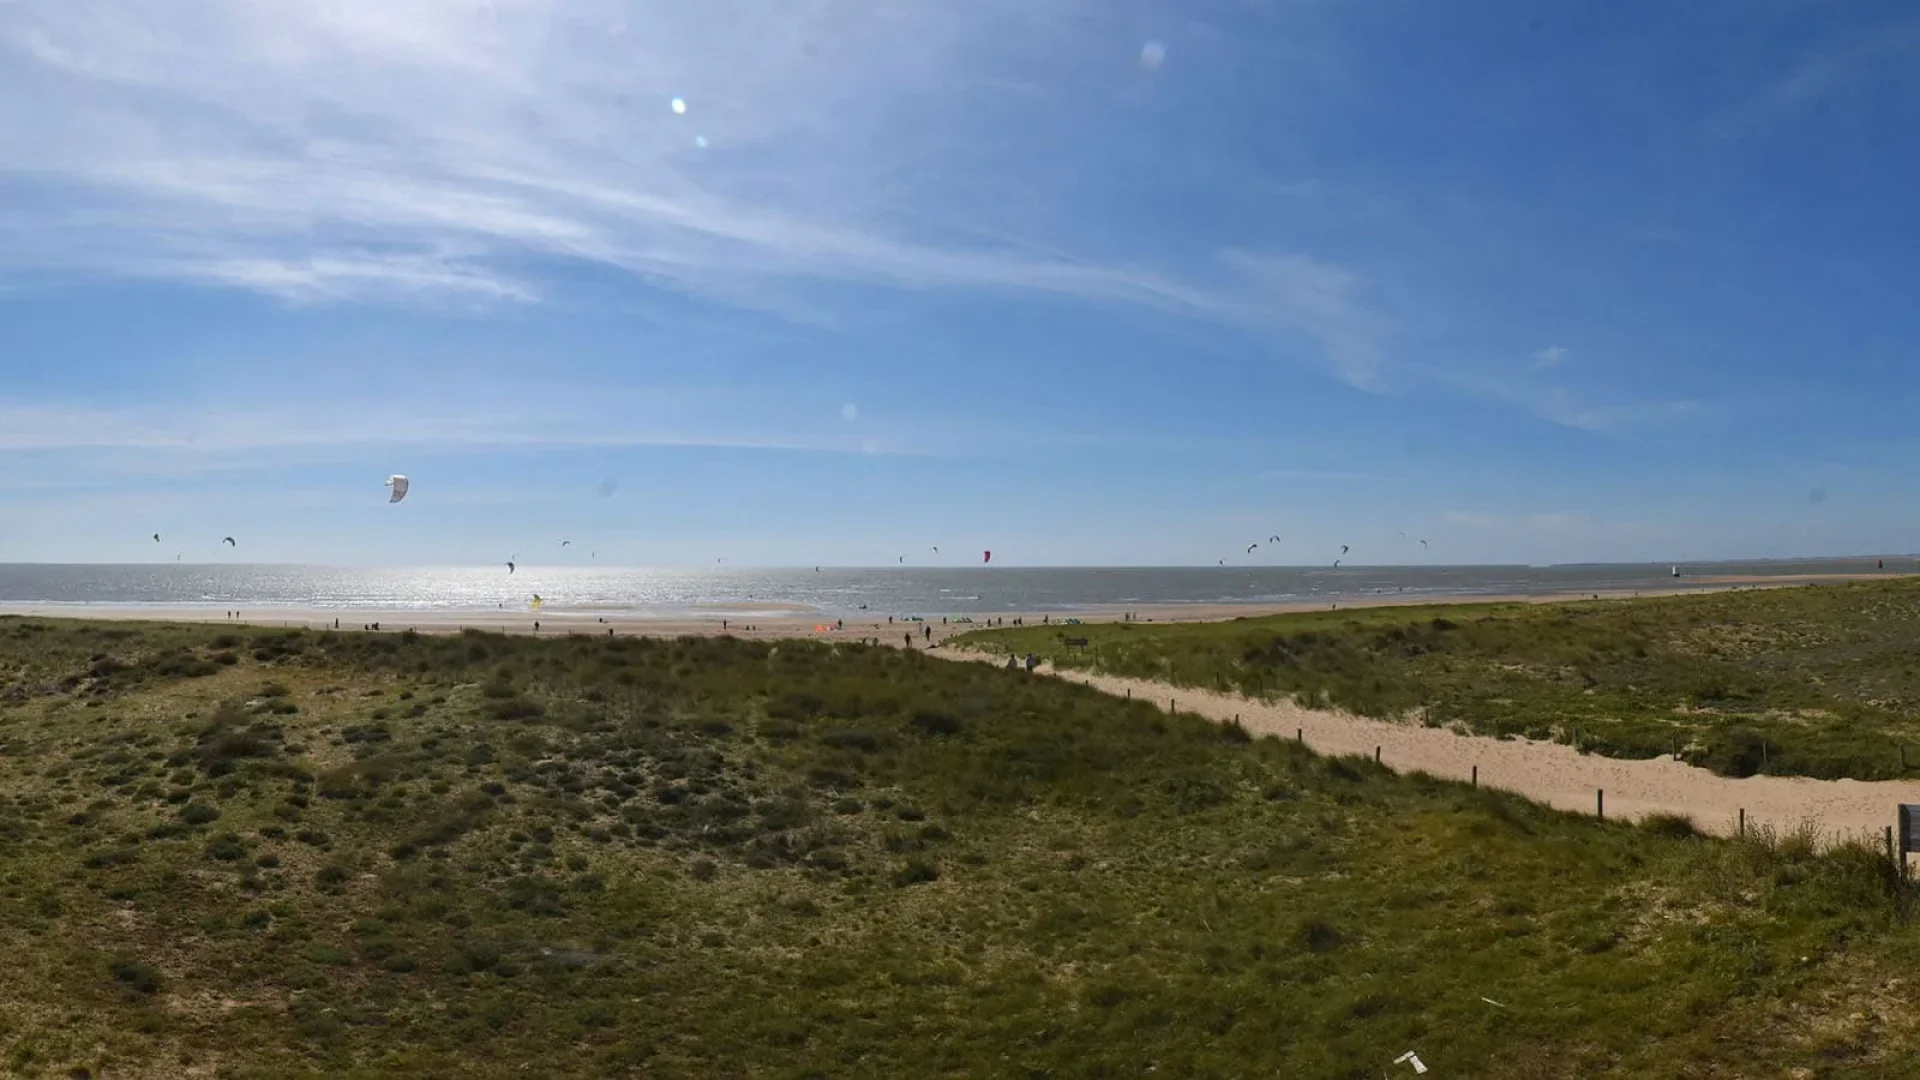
1471 765 1478 788
1296 728 1303 743
1374 746 1381 764
1596 789 1604 820
1738 808 1745 837
1887 825 1896 870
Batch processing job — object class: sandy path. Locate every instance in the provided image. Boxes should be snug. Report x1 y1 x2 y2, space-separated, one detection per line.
944 652 1920 844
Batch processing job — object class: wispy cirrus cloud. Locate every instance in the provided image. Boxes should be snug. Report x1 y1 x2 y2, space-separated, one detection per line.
0 0 1389 386
0 400 936 489
1438 372 1700 434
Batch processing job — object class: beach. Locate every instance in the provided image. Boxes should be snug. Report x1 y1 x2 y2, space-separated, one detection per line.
0 570 1891 644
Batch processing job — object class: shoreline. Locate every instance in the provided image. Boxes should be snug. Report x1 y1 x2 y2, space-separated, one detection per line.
0 572 1897 641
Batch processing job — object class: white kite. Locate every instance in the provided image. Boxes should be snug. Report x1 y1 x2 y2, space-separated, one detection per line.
386 475 410 504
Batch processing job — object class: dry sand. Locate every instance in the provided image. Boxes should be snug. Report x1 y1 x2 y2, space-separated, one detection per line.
976 656 1920 844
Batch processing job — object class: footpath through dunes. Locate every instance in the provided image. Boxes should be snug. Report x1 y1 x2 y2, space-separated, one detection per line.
947 652 1920 842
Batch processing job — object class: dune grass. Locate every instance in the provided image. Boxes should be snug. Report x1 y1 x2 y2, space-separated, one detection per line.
2 617 1920 1076
958 578 1920 781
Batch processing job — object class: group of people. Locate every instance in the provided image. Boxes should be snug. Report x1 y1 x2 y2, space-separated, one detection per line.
1005 651 1039 673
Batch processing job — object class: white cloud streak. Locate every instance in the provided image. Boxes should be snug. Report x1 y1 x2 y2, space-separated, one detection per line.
1439 372 1699 433
1531 345 1569 369
0 0 1389 385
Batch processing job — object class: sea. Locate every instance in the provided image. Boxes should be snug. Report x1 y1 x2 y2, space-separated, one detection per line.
0 560 1895 619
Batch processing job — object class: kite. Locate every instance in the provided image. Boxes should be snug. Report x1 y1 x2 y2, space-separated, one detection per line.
386 475 409 504
1333 558 1342 568
931 546 940 554
506 561 516 574
1420 539 1429 550
560 540 571 547
1246 543 1258 554
983 550 992 564
1268 535 1281 544
151 533 160 543
1340 545 1350 555
1218 558 1225 565
898 555 906 564
530 594 543 611
223 537 236 547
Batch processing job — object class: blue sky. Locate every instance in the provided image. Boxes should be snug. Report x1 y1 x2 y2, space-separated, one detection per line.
4 0 1920 566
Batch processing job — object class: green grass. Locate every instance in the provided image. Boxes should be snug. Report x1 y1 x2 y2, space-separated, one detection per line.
958 578 1920 780
2 617 1920 1076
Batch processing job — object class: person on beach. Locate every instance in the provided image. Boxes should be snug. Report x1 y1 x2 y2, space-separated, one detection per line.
1007 654 1018 670
837 618 844 631
1025 653 1038 673
903 633 912 648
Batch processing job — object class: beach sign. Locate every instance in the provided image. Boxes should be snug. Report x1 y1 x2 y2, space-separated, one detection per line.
1897 804 1920 878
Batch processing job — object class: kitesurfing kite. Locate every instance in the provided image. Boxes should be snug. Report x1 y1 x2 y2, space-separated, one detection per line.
983 550 992 564
1333 558 1343 568
898 555 907 564
1340 545 1350 555
506 561 516 575
931 546 940 555
223 537 236 547
151 533 160 543
1218 558 1226 565
1246 543 1259 554
386 475 409 504
1420 539 1429 550
530 594 543 611
560 540 571 547
1268 535 1281 544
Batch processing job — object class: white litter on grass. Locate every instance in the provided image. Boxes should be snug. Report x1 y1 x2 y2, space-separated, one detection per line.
1394 1050 1428 1074
1481 996 1507 1008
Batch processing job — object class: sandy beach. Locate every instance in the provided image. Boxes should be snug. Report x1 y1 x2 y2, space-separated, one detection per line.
0 571 1891 644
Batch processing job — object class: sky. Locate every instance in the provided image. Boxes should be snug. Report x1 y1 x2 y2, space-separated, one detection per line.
5 0 1920 566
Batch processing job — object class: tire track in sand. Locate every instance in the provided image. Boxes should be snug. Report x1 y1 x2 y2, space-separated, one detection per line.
948 651 1920 842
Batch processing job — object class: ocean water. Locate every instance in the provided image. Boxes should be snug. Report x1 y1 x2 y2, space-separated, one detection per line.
0 560 1892 618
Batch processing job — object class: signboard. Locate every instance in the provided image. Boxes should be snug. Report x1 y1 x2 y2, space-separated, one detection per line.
1901 804 1920 855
